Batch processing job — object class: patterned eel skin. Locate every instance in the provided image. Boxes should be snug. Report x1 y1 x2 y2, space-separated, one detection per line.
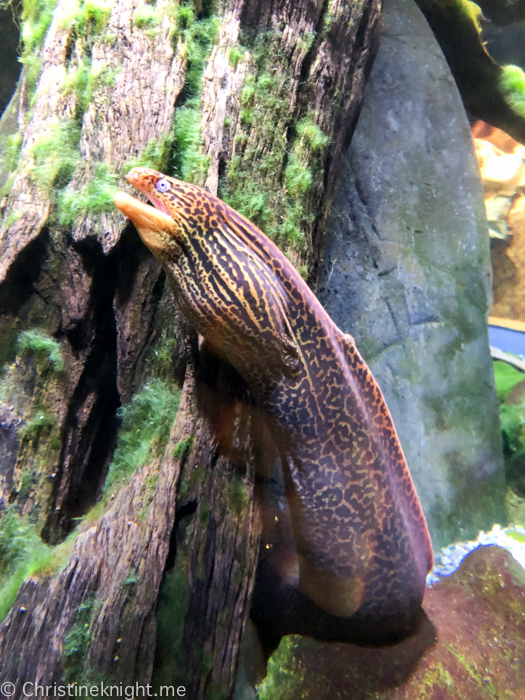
114 167 433 639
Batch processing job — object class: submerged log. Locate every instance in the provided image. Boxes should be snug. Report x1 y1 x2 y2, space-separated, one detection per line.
0 0 380 696
416 0 525 144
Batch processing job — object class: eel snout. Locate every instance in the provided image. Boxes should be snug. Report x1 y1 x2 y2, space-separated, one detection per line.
114 191 177 256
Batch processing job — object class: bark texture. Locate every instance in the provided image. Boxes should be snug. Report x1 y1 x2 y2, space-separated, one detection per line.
68 0 187 250
0 0 381 696
0 350 265 695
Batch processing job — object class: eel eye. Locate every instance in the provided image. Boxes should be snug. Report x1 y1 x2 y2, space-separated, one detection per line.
156 179 169 193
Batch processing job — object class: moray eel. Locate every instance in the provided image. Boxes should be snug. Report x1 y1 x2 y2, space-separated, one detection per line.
114 168 433 635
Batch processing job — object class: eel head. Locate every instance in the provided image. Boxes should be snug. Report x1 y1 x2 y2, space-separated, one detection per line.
114 168 300 379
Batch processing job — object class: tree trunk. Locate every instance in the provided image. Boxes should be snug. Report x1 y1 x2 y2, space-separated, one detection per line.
0 0 381 697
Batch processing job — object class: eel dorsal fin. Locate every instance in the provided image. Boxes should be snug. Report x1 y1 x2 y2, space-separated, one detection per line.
336 331 434 579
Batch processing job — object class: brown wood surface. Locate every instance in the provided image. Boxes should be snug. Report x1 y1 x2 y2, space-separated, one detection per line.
0 0 381 696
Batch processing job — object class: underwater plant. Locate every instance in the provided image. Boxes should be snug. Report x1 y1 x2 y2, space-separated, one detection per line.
493 360 525 496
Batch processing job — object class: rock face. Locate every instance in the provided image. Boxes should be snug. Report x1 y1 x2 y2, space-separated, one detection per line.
257 546 525 699
318 0 506 548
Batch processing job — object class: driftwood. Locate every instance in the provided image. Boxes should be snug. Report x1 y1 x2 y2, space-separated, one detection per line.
0 0 381 696
416 0 525 145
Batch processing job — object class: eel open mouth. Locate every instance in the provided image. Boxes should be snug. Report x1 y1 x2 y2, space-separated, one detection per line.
114 174 177 256
113 191 173 231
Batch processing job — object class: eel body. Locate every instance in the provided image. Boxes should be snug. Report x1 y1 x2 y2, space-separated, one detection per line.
114 168 433 636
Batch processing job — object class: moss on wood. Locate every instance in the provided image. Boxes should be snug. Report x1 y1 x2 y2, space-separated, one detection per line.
153 560 191 689
217 32 332 257
0 329 66 533
104 379 181 496
16 329 64 373
171 8 219 184
500 64 525 119
0 506 74 622
62 596 98 683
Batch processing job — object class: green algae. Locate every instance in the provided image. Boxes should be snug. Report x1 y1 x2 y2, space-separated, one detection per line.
61 596 114 686
499 400 525 456
220 32 330 252
0 0 116 240
152 560 191 689
125 134 174 173
199 498 210 526
57 162 119 225
21 0 60 56
0 506 75 622
16 329 64 373
443 644 498 697
412 660 454 696
133 5 159 30
58 0 112 38
18 408 57 444
0 331 65 518
29 121 81 191
228 477 249 520
493 360 524 402
500 64 525 118
173 434 194 460
62 597 96 680
0 373 182 641
256 636 304 700
63 61 119 118
296 117 330 153
6 132 23 173
457 0 483 33
3 209 23 227
78 376 180 530
228 46 243 70
178 462 203 500
493 359 525 495
60 133 173 227
171 7 219 184
12 0 114 191
172 104 210 184
104 379 181 496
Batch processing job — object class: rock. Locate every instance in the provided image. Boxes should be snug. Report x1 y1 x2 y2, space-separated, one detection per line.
257 546 525 699
318 0 506 548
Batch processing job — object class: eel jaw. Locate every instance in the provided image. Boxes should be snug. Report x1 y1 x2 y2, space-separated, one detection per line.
114 191 178 256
